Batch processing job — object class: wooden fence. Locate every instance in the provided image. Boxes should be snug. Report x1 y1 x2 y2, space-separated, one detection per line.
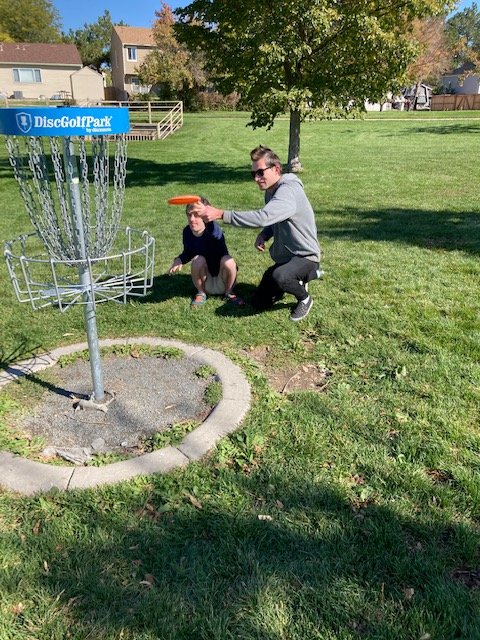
430 94 480 111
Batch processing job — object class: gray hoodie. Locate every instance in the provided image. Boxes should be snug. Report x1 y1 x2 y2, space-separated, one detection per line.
223 173 320 264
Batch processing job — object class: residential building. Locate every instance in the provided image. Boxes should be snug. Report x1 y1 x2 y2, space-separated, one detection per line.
110 26 156 100
440 62 480 95
0 42 85 100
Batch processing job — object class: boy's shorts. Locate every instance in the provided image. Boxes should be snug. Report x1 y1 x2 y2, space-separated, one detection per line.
205 274 226 295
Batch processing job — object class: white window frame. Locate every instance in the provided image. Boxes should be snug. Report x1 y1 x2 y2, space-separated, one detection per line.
13 68 42 83
126 46 137 61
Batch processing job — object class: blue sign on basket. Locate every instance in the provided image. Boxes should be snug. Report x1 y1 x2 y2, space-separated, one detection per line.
0 107 130 137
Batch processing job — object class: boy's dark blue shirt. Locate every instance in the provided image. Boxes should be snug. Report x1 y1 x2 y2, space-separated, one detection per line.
178 221 229 277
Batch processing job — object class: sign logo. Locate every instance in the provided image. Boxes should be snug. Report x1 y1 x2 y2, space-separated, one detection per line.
16 112 32 134
0 107 130 137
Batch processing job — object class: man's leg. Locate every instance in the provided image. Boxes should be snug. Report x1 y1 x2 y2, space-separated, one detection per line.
251 264 285 310
271 257 319 321
271 257 318 299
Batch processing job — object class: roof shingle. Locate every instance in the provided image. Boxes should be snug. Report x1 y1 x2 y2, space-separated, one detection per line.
112 26 155 46
0 42 82 65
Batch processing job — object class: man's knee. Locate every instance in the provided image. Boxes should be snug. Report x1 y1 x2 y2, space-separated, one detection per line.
272 268 290 290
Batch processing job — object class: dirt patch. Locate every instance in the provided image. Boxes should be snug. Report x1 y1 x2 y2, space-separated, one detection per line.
12 354 212 457
242 345 331 394
451 568 480 590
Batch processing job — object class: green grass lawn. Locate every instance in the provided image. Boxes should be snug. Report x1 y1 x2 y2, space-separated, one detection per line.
0 111 479 639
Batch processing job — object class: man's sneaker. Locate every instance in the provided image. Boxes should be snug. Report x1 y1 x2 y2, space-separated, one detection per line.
290 297 313 322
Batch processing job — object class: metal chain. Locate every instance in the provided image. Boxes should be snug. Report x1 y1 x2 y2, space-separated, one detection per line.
5 133 127 263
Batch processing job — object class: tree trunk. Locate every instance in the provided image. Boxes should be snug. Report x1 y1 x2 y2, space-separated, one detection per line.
287 108 302 172
413 81 421 111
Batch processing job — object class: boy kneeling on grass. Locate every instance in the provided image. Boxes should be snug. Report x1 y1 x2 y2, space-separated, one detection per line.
168 197 244 308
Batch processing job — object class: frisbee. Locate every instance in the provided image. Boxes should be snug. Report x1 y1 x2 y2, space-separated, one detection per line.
167 195 201 205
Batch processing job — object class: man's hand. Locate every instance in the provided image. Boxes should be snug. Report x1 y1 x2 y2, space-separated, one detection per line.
254 233 266 252
168 257 183 274
191 201 224 222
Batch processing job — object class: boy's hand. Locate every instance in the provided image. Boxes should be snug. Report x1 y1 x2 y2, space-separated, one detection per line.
168 258 183 274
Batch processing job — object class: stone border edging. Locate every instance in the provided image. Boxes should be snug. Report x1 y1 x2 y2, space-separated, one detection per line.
0 337 251 495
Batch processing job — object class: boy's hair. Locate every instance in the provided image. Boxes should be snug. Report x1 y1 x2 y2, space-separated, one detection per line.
250 145 282 172
186 196 210 214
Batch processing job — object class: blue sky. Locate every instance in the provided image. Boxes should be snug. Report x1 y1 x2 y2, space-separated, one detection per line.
53 0 476 32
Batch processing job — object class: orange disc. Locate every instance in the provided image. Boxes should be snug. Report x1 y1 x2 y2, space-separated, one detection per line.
167 195 201 205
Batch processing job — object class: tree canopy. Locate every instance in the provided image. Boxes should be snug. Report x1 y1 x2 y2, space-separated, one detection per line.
175 0 454 169
62 10 123 71
0 0 62 43
446 1 480 69
137 2 206 101
406 17 453 86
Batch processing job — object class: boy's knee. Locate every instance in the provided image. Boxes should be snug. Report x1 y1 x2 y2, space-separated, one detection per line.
220 255 236 270
192 255 207 267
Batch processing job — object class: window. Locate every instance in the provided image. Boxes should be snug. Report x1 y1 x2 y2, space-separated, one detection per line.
13 68 42 83
126 47 137 61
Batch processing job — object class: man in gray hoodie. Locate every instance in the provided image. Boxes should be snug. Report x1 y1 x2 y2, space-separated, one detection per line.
191 145 321 321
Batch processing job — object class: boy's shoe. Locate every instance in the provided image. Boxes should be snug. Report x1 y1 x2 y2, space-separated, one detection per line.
224 292 245 306
191 292 207 307
290 297 313 322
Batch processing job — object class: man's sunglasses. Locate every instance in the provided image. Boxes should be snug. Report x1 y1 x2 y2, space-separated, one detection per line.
251 166 274 179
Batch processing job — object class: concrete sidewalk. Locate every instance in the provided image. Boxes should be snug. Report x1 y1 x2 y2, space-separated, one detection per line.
0 338 251 495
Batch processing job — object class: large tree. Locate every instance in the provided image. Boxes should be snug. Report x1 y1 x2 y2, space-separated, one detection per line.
175 0 454 170
62 10 123 71
0 0 61 43
406 16 453 105
137 2 206 101
446 2 480 69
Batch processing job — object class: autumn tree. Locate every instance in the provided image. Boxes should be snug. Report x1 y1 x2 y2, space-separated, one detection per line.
0 0 61 43
62 10 124 71
136 2 206 101
175 0 454 170
406 16 453 105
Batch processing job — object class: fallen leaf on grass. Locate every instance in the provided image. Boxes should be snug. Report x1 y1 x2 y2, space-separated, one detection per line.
11 602 24 615
258 514 273 521
139 573 155 588
184 492 203 509
404 587 415 600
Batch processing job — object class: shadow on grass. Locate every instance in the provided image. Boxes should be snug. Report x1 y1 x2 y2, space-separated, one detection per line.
138 273 194 304
139 275 293 318
0 340 42 371
405 123 480 135
23 471 479 639
321 207 480 256
126 158 249 188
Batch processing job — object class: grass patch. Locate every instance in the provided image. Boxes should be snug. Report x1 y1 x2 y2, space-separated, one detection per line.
0 111 479 639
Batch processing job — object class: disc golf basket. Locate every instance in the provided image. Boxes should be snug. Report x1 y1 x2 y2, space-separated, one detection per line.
1 107 155 406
